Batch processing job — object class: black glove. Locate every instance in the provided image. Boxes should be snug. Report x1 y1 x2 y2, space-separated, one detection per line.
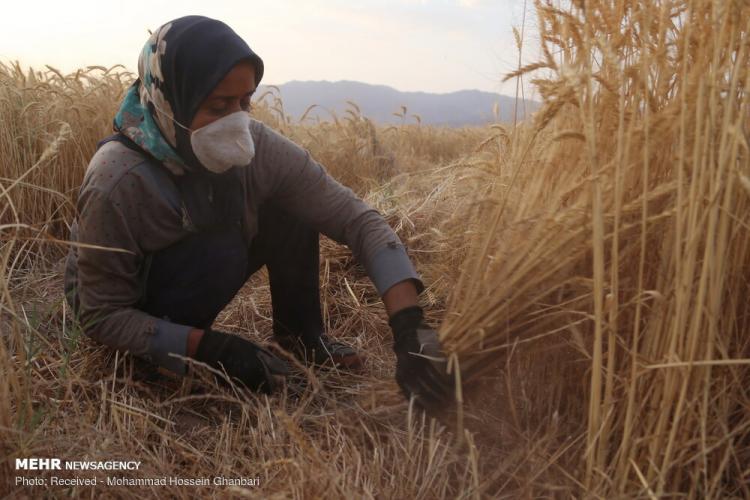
195 329 291 394
388 305 454 412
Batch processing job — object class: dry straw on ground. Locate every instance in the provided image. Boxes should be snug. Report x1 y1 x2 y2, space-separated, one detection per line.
2 0 749 497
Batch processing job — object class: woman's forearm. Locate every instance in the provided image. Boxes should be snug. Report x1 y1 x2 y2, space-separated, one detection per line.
187 328 205 357
382 279 419 318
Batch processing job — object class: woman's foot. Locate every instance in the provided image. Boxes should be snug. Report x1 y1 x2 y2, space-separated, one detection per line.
273 333 366 371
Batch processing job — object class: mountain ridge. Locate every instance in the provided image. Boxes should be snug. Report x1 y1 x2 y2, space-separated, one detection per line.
256 80 536 126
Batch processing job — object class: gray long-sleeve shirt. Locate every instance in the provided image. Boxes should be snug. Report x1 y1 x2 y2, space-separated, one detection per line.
64 118 422 375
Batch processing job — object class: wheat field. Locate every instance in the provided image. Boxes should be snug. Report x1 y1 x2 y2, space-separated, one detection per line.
2 0 749 497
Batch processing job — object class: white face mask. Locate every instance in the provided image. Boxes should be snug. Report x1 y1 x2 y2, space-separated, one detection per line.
145 85 256 174
190 111 255 174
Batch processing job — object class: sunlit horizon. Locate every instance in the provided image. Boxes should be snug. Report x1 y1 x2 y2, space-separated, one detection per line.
1 0 539 97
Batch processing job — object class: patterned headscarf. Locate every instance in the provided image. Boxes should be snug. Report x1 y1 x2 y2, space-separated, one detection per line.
114 16 264 176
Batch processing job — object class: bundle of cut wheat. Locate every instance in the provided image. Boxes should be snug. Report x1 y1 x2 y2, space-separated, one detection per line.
442 0 750 495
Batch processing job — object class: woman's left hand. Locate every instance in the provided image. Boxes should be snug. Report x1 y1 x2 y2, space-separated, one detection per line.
388 306 455 412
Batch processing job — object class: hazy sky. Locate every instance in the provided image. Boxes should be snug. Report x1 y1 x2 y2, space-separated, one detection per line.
1 0 539 95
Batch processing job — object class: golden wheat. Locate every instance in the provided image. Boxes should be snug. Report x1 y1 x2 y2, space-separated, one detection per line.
442 0 750 496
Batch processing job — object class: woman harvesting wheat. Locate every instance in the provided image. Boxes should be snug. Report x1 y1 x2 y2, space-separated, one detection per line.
62 15 452 411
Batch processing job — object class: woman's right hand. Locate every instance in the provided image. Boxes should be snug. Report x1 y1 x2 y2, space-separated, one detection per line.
193 329 291 394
